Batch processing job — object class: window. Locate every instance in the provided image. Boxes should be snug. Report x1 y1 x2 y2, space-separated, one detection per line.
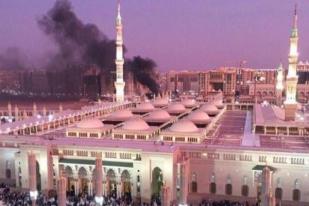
114 134 123 139
239 154 252 161
89 133 98 138
63 150 74 156
275 188 283 200
137 135 146 140
273 157 287 164
163 136 173 141
259 156 267 162
5 169 11 179
293 189 300 201
209 183 216 194
105 152 117 159
223 154 236 160
125 135 135 140
191 182 197 193
68 132 77 137
225 184 232 195
79 132 88 137
241 185 249 196
175 137 185 142
191 173 197 193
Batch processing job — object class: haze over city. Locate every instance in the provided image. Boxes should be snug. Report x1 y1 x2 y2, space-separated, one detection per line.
0 0 308 71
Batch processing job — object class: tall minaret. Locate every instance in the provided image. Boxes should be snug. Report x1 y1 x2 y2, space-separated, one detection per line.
284 5 299 121
114 1 125 102
276 63 284 106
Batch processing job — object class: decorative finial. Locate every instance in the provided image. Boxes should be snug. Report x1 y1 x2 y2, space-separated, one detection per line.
293 3 298 28
117 0 121 20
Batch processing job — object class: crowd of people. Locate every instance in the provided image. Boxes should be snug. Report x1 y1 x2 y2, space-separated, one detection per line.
0 183 137 206
199 200 258 206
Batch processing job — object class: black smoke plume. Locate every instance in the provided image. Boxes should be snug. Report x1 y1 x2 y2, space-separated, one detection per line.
127 56 159 95
38 0 159 94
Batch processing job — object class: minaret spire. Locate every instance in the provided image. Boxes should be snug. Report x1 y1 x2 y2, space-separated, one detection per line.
114 0 125 102
284 5 299 121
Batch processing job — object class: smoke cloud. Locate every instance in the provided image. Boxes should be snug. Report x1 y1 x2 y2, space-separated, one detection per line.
0 47 31 70
38 0 159 94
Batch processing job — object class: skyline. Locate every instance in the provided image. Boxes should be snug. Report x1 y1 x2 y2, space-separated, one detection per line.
0 0 308 71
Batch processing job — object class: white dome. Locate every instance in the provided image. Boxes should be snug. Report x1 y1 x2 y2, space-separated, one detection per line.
153 98 169 107
182 99 196 108
214 99 224 109
170 120 199 133
122 118 150 131
201 104 219 115
187 110 211 124
167 103 186 114
108 110 133 119
135 102 155 111
77 119 104 129
147 109 171 121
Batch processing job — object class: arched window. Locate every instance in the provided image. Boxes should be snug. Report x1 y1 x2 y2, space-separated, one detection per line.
225 184 232 195
5 169 11 179
209 183 216 194
191 173 197 193
293 189 300 201
275 188 283 200
209 173 216 194
241 185 249 197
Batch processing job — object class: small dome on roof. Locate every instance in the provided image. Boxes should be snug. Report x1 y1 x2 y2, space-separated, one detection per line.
200 104 219 115
108 110 133 119
122 118 150 131
136 102 155 111
167 103 186 114
77 119 104 129
147 109 171 121
187 110 211 124
214 99 224 109
153 98 169 107
182 99 196 108
170 120 199 133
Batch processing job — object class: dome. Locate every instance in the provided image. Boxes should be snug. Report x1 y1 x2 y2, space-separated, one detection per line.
182 99 196 108
108 110 133 119
135 102 155 111
147 109 171 121
187 110 211 124
77 119 104 129
170 120 199 133
153 98 169 107
214 99 224 109
122 118 150 131
200 104 219 116
167 103 186 114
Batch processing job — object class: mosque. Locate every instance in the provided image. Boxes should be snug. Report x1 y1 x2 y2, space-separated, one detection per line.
0 3 309 206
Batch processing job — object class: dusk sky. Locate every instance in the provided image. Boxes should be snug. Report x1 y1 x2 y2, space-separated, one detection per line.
0 0 308 71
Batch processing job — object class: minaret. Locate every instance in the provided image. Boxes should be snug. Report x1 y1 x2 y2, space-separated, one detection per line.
284 5 299 121
114 1 125 102
276 64 284 106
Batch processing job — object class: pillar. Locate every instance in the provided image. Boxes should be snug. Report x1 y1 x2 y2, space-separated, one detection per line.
8 102 12 117
95 156 103 205
57 172 66 206
14 105 19 121
261 166 275 206
33 102 37 117
28 152 38 205
47 149 54 190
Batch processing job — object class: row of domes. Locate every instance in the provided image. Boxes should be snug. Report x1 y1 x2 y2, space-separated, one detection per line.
76 99 224 132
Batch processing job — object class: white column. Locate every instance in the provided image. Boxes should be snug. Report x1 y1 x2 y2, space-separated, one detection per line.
57 172 66 206
28 152 37 205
